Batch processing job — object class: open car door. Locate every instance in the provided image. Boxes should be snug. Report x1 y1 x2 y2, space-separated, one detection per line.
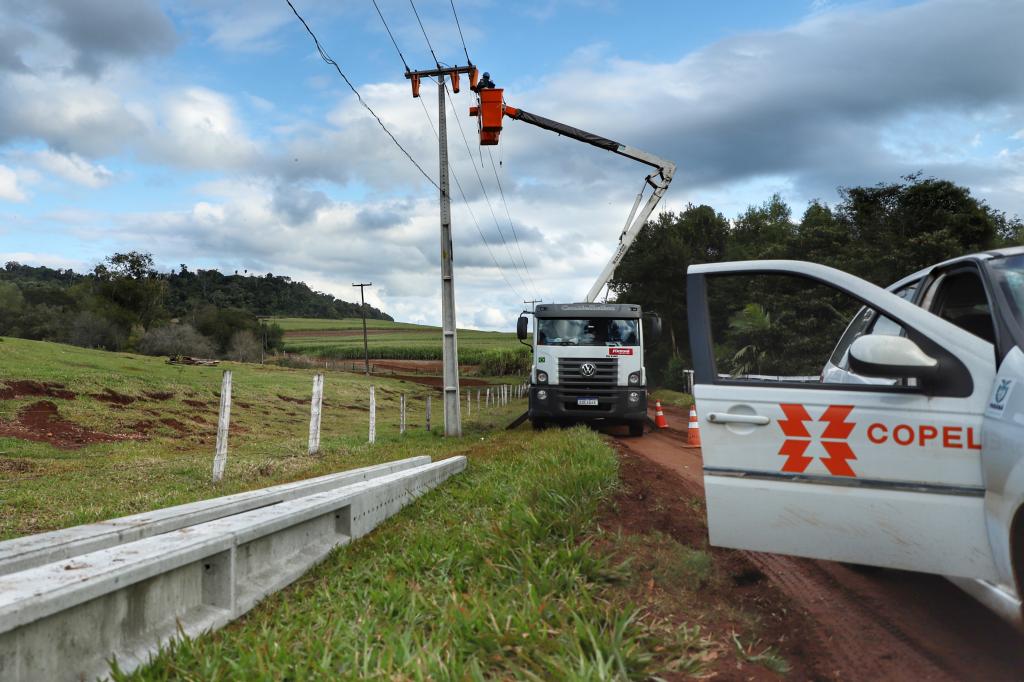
687 260 998 581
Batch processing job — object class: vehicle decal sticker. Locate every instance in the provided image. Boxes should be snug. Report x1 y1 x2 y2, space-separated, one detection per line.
778 404 857 477
986 378 1014 419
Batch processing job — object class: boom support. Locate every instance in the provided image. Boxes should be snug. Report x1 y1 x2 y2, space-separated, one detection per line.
469 87 676 302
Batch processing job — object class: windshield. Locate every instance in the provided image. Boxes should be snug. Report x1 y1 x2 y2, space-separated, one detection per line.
537 318 639 346
989 255 1024 338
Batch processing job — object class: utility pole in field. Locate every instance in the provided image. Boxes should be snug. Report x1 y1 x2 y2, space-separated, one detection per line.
405 64 477 437
352 282 372 375
524 299 541 311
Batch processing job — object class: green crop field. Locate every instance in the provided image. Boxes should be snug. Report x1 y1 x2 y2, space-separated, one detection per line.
0 336 527 540
272 316 523 365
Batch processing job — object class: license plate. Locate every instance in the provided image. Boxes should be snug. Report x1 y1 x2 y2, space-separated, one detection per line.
576 398 599 406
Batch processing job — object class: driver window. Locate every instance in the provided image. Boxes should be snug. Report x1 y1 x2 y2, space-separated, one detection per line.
705 273 905 386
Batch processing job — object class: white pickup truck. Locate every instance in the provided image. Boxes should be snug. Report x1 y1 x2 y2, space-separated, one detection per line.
686 247 1024 626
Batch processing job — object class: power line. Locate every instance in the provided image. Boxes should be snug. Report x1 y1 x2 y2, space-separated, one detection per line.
408 0 440 66
419 91 525 301
284 0 439 191
365 1 525 300
449 0 472 65
487 146 539 298
370 0 410 71
444 81 535 298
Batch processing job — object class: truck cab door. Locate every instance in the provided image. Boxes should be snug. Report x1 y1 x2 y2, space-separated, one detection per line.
687 260 998 581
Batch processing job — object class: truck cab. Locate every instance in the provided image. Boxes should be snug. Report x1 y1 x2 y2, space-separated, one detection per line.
686 248 1024 627
520 303 651 436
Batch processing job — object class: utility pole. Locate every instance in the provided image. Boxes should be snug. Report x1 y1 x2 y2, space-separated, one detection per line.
405 64 477 437
352 282 372 375
524 299 541 311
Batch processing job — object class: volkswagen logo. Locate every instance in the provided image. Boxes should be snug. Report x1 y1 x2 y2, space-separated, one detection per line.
580 362 597 377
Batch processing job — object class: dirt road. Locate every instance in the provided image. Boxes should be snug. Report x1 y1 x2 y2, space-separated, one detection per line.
612 405 1024 680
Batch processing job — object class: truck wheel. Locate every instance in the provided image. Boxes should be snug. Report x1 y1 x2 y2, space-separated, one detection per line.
628 420 645 437
531 418 547 431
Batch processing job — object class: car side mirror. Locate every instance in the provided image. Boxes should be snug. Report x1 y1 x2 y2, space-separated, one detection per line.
848 335 939 381
643 314 662 345
516 315 529 341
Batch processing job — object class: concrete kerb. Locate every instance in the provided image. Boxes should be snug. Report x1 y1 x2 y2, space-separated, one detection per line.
0 456 431 577
0 456 467 682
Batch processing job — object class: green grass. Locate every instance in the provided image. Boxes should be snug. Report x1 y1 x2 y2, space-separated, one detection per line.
116 427 715 680
650 388 694 409
0 337 528 539
273 317 520 364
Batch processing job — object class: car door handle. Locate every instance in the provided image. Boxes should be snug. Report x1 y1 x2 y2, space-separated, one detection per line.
707 412 770 425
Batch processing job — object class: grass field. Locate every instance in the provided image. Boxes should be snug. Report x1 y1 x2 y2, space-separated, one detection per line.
0 336 527 540
118 427 723 680
272 316 522 364
2 336 791 679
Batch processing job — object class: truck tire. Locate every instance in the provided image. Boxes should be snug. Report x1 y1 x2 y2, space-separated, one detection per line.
628 420 645 437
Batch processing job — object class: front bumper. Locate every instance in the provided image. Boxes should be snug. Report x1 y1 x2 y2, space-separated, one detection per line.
529 385 647 421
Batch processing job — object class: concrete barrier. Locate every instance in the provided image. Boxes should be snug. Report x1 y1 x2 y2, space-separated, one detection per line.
0 456 466 682
0 456 431 576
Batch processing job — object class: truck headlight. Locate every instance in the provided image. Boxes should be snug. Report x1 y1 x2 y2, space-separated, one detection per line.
628 371 641 386
536 389 548 401
628 391 641 403
536 371 548 384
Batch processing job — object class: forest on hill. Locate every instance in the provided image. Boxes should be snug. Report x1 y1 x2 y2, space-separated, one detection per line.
610 174 1024 387
0 254 392 359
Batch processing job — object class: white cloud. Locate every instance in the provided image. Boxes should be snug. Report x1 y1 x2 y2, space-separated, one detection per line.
34 149 113 187
0 165 27 202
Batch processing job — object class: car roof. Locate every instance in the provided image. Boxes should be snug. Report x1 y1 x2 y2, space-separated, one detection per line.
887 245 1024 291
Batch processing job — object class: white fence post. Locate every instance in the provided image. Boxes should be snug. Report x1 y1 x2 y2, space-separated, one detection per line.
400 393 406 434
477 389 481 411
212 370 232 483
466 389 471 417
308 373 324 456
426 395 432 432
368 385 376 444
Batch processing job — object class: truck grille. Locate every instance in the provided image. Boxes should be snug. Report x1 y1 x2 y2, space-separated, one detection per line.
557 357 618 388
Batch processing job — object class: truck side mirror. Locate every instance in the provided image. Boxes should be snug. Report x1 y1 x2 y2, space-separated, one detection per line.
644 314 662 344
516 315 529 341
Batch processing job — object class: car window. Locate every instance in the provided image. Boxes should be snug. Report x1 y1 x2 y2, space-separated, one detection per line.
927 270 995 344
704 272 912 387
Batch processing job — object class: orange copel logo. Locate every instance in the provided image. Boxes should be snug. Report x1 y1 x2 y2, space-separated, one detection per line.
778 404 857 478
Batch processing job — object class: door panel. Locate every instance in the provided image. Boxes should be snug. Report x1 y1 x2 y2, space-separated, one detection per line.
688 260 998 580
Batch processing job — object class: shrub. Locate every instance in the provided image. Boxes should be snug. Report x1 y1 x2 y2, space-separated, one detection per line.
228 330 262 363
136 323 216 357
67 311 126 350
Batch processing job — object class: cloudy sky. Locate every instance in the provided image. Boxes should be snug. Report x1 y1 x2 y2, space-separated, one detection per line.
0 0 1021 329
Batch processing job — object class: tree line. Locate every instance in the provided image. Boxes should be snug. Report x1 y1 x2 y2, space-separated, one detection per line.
0 253 392 360
609 174 1024 388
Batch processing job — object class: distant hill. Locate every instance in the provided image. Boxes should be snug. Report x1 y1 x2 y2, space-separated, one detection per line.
0 253 391 354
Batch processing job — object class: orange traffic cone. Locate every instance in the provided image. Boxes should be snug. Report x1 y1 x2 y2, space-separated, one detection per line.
687 406 701 446
654 400 669 429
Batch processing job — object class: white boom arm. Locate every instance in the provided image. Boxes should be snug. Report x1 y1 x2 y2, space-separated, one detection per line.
500 107 675 303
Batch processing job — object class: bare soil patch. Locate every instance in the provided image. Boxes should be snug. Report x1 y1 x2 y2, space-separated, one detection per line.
604 445 821 680
160 418 191 433
89 388 136 406
0 400 145 449
143 391 174 401
0 457 37 474
0 380 76 400
389 374 491 388
182 399 208 408
276 394 306 404
612 408 1024 681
